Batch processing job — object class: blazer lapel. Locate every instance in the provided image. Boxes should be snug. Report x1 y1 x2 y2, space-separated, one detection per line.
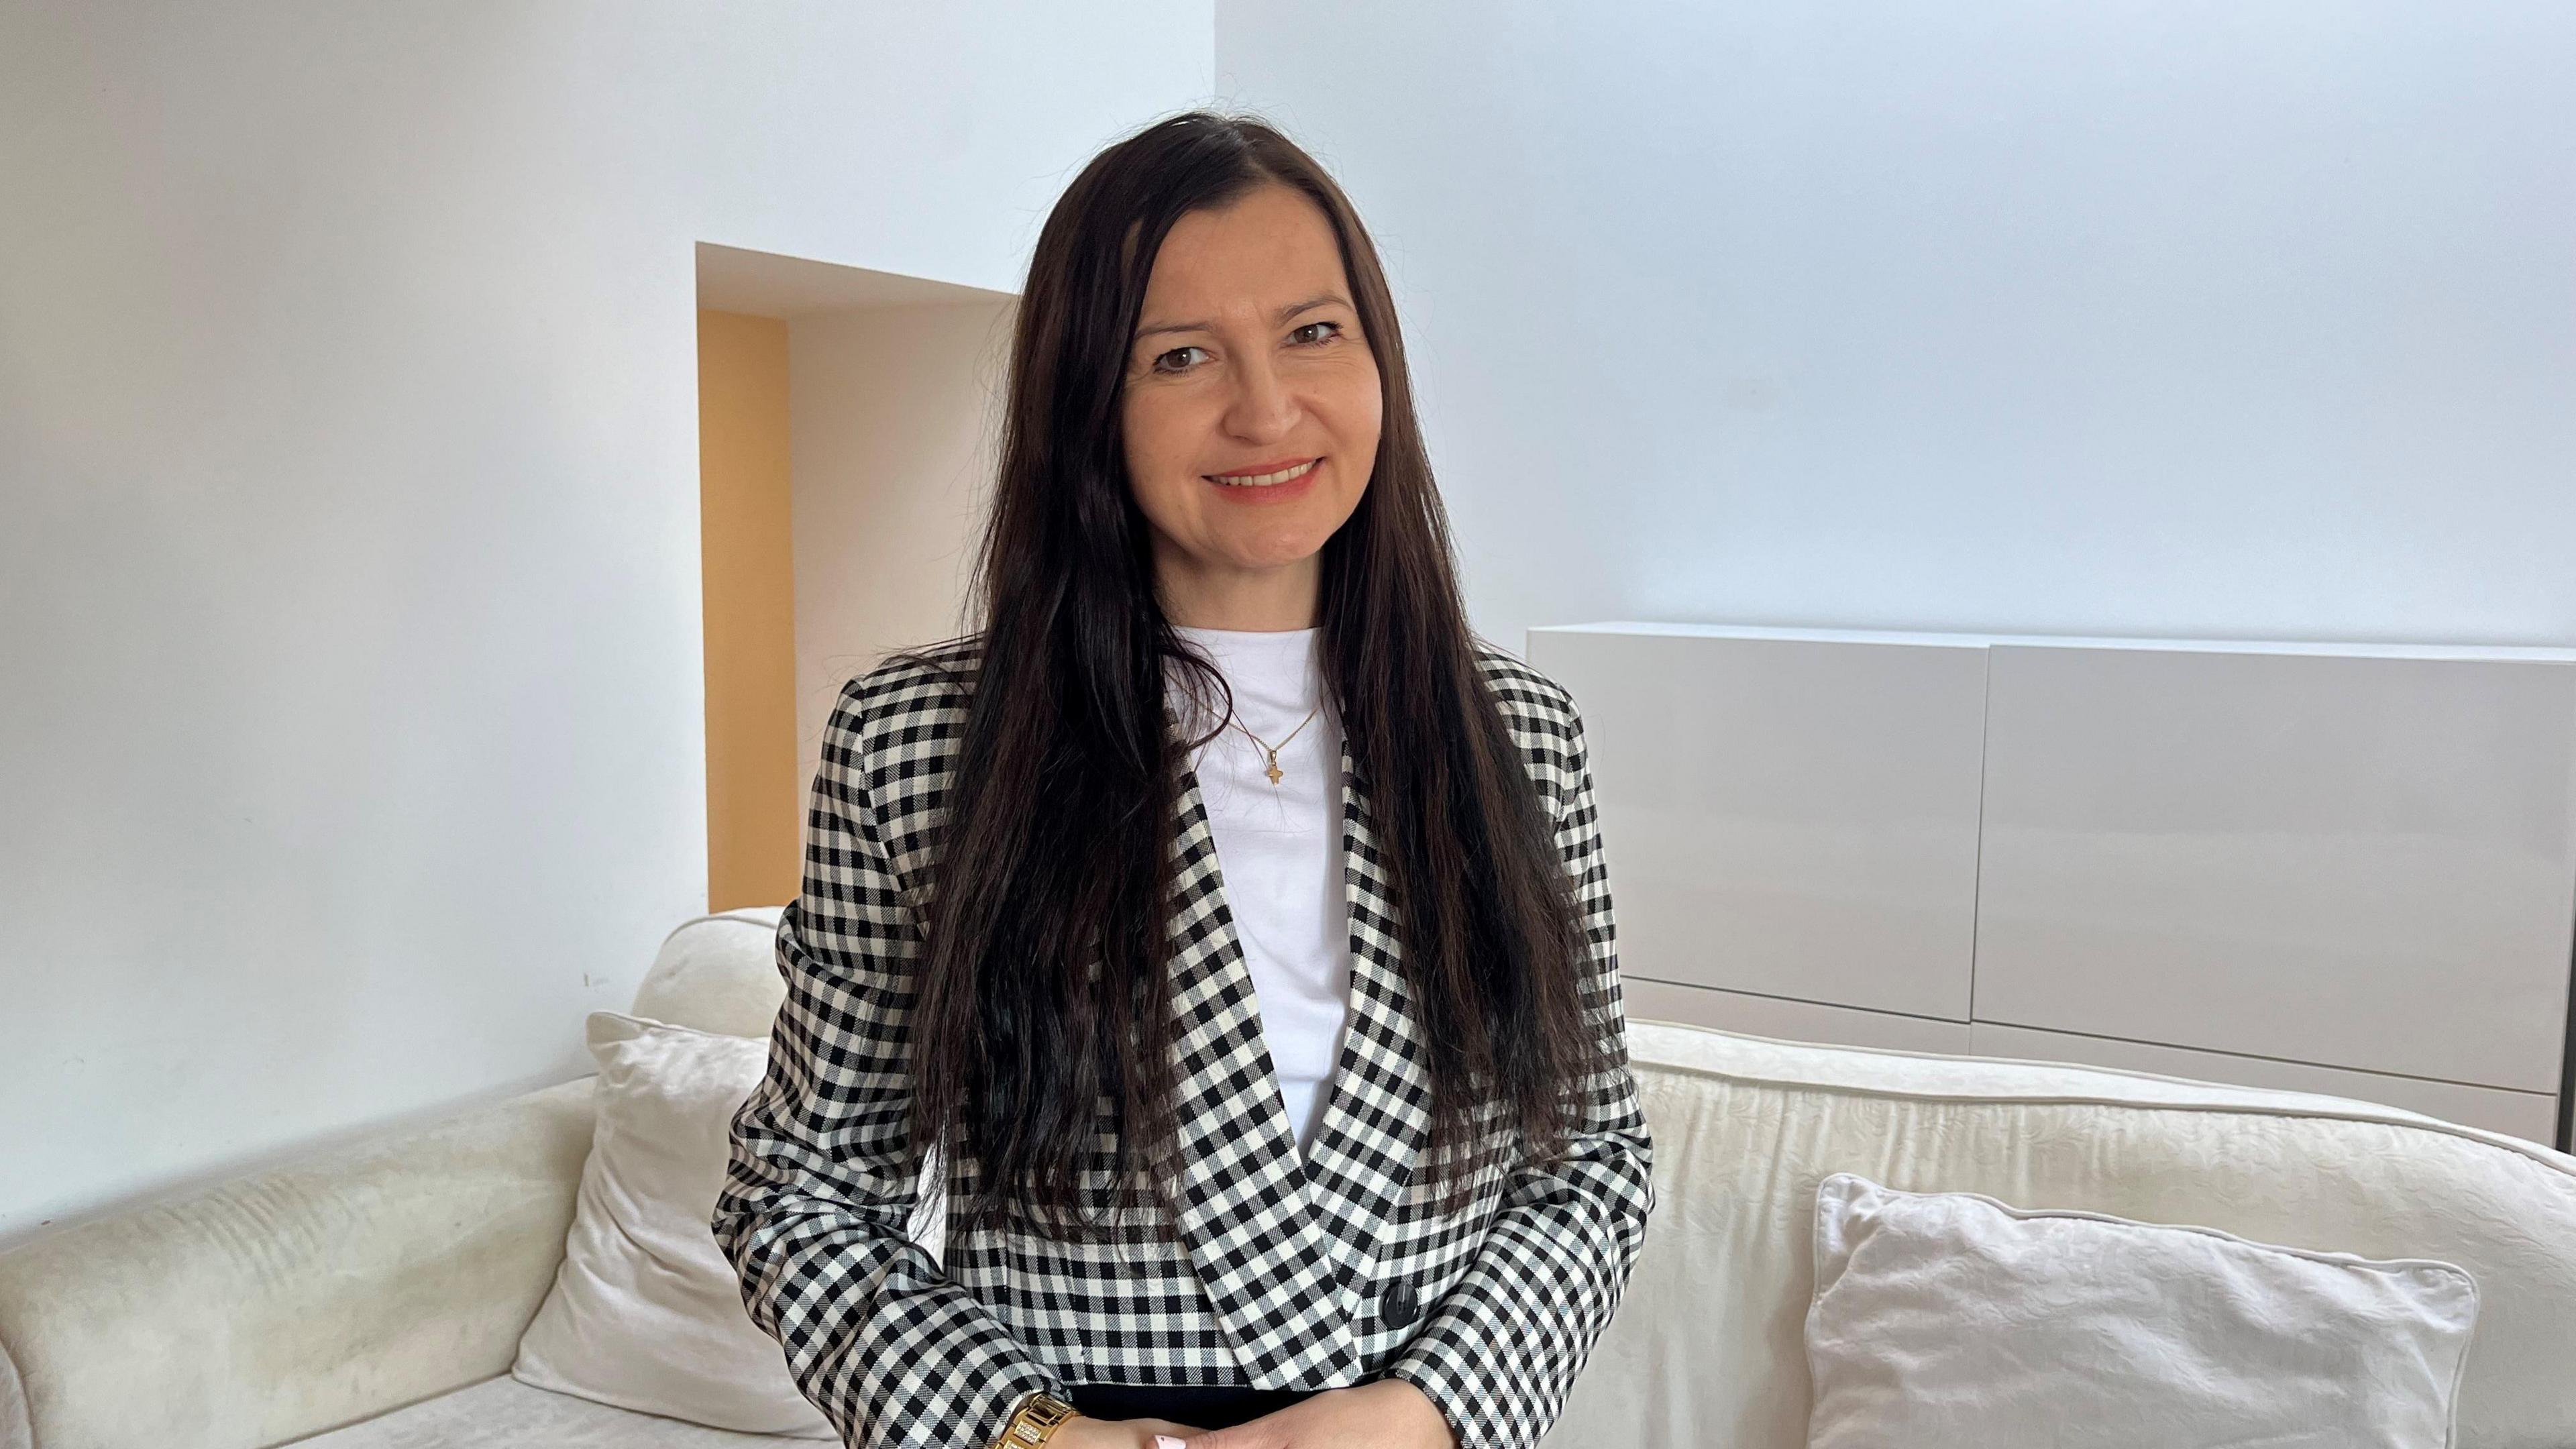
1157 703 1438 1385
1295 729 1435 1293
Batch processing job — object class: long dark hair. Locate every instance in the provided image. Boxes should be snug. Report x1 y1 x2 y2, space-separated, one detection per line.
888 110 1611 1240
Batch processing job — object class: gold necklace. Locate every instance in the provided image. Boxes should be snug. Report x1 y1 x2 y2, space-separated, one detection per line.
1228 703 1322 785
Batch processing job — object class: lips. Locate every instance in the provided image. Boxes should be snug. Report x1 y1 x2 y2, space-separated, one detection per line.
1205 457 1320 487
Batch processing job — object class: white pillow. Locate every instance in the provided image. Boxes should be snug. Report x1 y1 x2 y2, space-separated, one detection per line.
513 1012 855 1436
1804 1172 2479 1449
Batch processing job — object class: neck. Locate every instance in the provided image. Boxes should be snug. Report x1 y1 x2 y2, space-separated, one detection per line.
1153 545 1321 631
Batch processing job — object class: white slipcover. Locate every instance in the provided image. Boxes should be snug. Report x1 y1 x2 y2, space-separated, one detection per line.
1 908 2569 1448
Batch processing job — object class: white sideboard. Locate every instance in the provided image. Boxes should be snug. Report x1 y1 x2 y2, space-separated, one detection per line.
1528 623 2576 1148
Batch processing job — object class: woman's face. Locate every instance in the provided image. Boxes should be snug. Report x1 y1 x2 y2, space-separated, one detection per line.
1120 182 1383 625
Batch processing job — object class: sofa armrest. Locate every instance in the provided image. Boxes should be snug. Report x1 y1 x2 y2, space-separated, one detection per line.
0 1075 595 1449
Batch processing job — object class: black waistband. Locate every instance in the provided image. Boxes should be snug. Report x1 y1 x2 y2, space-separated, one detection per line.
1061 1381 1320 1432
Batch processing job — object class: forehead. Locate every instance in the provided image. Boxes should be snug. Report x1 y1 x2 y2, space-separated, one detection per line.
1138 184 1350 317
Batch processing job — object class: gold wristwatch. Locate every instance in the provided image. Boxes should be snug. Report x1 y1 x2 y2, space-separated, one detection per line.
990 1389 1079 1448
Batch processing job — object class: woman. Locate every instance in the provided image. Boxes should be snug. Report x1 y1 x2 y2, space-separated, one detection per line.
714 111 1654 1449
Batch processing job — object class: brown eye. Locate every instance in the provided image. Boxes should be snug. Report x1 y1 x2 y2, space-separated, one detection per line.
1289 321 1341 345
1152 344 1211 374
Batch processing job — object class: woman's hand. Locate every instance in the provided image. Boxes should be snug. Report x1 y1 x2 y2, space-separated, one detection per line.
1055 1412 1210 1449
1168 1379 1456 1449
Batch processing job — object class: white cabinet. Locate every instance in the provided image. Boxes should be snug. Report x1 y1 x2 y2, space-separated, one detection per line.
1529 623 2576 1148
1534 628 1987 1022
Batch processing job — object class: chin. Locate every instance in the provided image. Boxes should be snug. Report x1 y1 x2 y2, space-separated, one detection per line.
1225 543 1330 572
1205 528 1322 565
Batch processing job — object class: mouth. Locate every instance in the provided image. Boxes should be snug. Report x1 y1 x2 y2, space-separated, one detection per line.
1203 457 1321 488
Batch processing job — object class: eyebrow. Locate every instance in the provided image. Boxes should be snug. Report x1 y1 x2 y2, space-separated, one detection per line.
1132 292 1351 342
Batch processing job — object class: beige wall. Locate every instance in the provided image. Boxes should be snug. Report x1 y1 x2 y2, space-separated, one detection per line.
790 301 1017 796
698 310 801 912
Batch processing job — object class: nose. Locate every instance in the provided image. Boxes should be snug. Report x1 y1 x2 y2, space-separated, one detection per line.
1221 348 1297 443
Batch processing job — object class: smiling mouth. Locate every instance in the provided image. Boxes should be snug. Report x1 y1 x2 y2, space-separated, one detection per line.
1205 458 1320 488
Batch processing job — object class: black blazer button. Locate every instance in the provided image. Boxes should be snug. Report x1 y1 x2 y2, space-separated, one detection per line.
1380 1283 1419 1329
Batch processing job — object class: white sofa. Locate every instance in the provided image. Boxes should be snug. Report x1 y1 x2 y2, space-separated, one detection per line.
3 908 2572 1448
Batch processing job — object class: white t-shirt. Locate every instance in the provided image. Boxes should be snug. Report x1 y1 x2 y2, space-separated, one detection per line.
1166 624 1354 1157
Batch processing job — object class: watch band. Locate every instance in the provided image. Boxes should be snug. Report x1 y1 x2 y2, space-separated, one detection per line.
991 1389 1079 1448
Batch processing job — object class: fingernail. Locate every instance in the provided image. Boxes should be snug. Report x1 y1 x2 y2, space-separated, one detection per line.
1155 1438 1185 1449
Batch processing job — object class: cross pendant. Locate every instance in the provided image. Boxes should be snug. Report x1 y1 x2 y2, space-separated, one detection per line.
1264 751 1284 785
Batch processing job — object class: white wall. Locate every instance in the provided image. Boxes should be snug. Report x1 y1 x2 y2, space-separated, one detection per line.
1215 1 2576 653
0 1 1210 1245
791 299 1018 794
9 0 2563 1247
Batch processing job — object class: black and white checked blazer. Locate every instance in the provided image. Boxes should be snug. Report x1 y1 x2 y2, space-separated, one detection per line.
712 635 1656 1449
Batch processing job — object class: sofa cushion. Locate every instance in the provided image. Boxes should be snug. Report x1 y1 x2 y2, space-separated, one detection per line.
631 909 790 1039
510 1012 837 1438
283 1373 796 1447
1803 1172 2479 1448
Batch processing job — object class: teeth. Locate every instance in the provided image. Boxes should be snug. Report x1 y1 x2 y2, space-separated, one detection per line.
1210 459 1319 487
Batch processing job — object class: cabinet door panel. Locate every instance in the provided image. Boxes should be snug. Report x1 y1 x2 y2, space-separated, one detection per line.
1530 628 1987 1022
1972 645 2576 1094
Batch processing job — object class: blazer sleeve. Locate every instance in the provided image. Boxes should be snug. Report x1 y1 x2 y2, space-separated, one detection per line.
1381 698 1659 1449
711 680 1068 1449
